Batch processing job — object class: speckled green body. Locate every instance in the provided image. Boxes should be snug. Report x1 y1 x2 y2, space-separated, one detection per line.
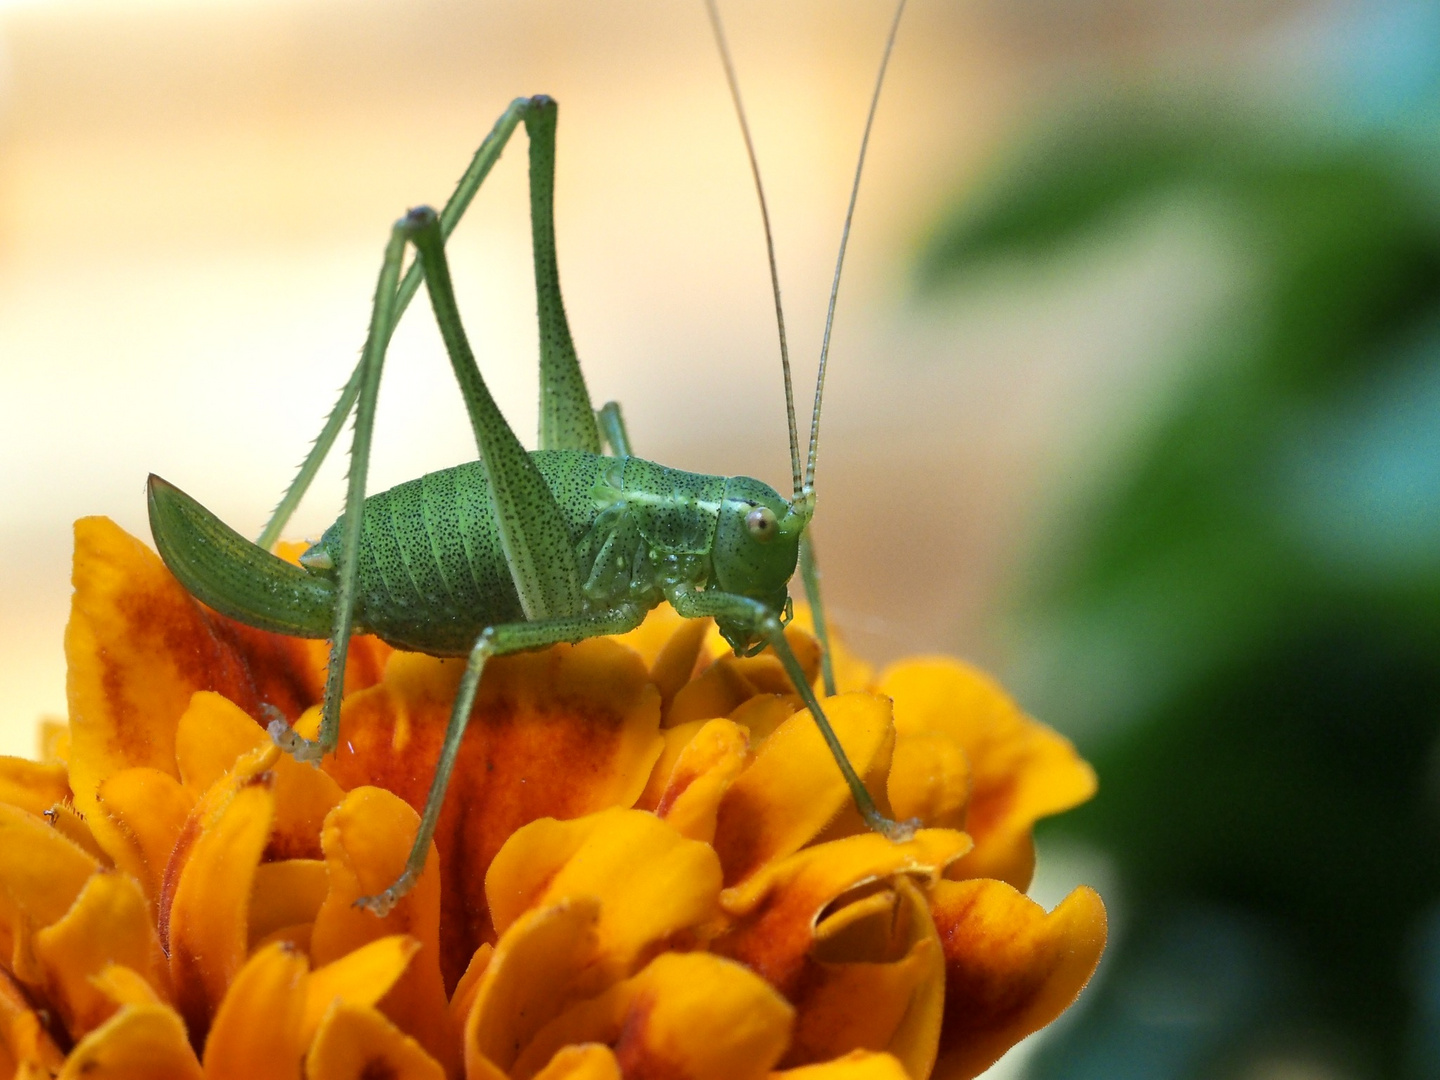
303 450 797 656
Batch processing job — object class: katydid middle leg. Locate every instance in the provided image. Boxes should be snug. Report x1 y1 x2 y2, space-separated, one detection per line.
666 585 916 842
358 602 646 916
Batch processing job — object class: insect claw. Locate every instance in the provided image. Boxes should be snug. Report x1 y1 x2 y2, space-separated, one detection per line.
865 809 922 844
268 717 326 765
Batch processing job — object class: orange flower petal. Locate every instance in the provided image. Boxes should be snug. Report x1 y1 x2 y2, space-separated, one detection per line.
770 1050 911 1079
670 624 820 728
654 719 749 843
94 768 196 900
610 602 690 668
787 607 875 696
879 659 1096 889
0 965 65 1076
32 870 168 1038
715 829 971 993
309 787 452 1074
515 952 794 1080
320 641 662 987
635 719 708 812
91 964 166 1008
887 732 969 832
783 877 943 1074
305 1002 445 1080
201 941 308 1080
57 1003 202 1080
0 802 101 980
165 760 275 1036
712 693 898 887
929 879 1107 1079
531 1043 622 1080
303 934 422 1045
647 612 712 716
177 691 344 860
465 897 602 1079
249 859 329 950
0 757 69 818
486 808 721 983
64 519 322 839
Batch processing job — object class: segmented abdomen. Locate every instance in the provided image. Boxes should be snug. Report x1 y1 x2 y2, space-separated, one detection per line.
329 449 609 656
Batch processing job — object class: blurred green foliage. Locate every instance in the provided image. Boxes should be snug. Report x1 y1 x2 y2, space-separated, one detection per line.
921 96 1440 1078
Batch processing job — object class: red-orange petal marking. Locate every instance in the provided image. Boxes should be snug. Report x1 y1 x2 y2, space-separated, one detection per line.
319 641 662 988
94 768 196 901
879 660 1096 889
309 787 452 1075
64 519 322 835
929 879 1107 1080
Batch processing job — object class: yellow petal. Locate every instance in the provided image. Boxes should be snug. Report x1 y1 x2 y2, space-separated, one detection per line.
647 612 712 716
531 1044 622 1080
782 877 942 1076
886 732 969 832
486 808 722 983
515 952 794 1080
787 605 875 695
0 757 69 818
93 767 196 900
249 859 329 950
202 941 308 1080
165 761 276 1036
64 518 325 844
0 965 65 1075
771 1050 911 1079
654 719 749 843
716 829 971 991
634 719 708 812
305 1002 445 1080
712 693 898 887
320 640 662 989
178 692 344 861
929 880 1107 1079
303 934 421 1044
0 801 101 976
879 659 1096 888
33 870 169 1038
58 1003 202 1080
610 602 690 668
465 897 602 1078
310 788 452 1074
90 964 166 1008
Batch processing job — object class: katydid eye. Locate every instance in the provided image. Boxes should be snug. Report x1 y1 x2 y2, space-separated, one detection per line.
745 506 777 541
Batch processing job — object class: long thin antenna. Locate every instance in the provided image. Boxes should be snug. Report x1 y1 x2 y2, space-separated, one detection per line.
705 0 804 500
805 0 907 497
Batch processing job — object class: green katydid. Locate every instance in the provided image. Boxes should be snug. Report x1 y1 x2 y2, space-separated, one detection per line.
146 0 911 916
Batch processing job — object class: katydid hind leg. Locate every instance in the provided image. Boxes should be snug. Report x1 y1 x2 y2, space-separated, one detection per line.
258 96 564 549
524 98 603 455
405 208 586 623
356 604 646 916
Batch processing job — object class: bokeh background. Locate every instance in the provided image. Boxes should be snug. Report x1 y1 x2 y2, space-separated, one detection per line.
3 0 1438 1077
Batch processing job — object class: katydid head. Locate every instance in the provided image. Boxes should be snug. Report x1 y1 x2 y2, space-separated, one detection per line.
710 475 811 652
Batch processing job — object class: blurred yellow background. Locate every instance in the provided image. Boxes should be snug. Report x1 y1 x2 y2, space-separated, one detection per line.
0 0 1275 756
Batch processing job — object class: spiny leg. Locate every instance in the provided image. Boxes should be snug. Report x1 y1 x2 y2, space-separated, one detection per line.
271 217 411 762
799 530 837 696
358 604 645 916
258 95 592 549
666 587 916 842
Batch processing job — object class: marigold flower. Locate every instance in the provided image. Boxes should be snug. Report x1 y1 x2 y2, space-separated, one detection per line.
0 516 1106 1079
